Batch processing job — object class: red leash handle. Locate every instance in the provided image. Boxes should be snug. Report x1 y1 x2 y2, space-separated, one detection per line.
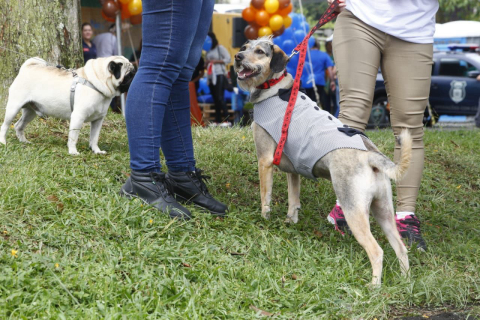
272 1 340 166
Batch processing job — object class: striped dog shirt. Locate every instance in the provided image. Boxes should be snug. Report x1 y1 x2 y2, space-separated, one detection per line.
253 88 368 180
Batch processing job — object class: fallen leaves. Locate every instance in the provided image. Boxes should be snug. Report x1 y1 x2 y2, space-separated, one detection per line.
250 305 273 317
47 195 64 212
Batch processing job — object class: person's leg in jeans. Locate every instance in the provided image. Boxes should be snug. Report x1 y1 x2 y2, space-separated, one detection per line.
122 0 227 218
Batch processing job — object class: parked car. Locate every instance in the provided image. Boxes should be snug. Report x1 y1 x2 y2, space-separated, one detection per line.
369 45 480 128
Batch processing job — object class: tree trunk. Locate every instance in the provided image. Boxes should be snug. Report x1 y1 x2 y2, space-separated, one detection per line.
0 0 83 110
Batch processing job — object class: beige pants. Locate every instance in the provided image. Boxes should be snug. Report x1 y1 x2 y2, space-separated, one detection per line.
333 10 433 212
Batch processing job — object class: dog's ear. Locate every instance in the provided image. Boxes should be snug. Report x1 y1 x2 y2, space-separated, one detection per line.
108 61 123 80
269 45 289 73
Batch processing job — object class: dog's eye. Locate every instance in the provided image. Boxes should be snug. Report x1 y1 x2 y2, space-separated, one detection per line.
240 46 246 51
255 49 264 55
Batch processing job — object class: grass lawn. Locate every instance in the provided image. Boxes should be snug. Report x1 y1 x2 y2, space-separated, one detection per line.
1 113 479 318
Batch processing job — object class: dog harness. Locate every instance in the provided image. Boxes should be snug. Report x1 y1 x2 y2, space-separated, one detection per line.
70 76 103 112
254 89 368 180
55 65 103 112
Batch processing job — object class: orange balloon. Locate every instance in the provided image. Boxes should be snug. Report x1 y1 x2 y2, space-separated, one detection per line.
244 24 259 40
277 3 292 16
121 2 131 19
283 15 292 28
255 10 270 27
128 0 142 16
242 7 256 22
130 14 142 25
101 10 116 22
269 14 283 31
119 0 131 3
258 26 273 37
264 0 279 14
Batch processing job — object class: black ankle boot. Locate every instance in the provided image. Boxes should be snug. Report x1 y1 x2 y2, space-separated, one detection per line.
166 168 228 217
121 171 192 220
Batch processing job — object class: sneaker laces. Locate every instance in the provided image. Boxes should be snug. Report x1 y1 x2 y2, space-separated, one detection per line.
190 169 211 195
397 215 421 234
151 172 175 197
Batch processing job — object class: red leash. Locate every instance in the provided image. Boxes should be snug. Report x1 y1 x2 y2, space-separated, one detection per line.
272 0 340 166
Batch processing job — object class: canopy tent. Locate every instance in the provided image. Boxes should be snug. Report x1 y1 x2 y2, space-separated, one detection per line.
434 21 480 39
434 21 480 50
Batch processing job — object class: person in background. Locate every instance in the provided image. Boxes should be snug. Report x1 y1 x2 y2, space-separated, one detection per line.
326 0 439 251
93 24 120 113
304 41 336 114
93 24 118 58
82 22 97 64
121 0 228 220
206 32 232 125
325 35 340 116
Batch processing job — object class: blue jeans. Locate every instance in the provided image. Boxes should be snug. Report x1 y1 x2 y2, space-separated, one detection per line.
125 0 214 173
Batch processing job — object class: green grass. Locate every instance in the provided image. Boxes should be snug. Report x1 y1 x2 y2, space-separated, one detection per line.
1 113 479 318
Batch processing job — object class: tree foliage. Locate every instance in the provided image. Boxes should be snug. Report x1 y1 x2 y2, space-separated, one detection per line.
436 0 480 23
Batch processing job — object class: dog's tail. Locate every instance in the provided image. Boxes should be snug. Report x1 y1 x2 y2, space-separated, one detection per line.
20 57 48 70
368 130 412 181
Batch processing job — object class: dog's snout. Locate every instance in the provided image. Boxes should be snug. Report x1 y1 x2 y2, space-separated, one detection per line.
235 53 244 61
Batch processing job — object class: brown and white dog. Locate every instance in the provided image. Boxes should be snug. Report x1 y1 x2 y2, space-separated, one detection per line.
234 37 412 285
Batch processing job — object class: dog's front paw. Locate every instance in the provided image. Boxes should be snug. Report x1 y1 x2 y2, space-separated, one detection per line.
69 149 80 155
0 138 6 145
93 150 107 155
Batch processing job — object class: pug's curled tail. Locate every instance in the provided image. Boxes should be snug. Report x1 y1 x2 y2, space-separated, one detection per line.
368 130 412 181
21 57 48 71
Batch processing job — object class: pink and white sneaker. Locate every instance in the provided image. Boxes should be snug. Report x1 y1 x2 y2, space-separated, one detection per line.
327 204 351 235
396 214 427 251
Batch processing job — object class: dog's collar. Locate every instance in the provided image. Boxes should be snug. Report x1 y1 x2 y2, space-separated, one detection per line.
256 70 287 90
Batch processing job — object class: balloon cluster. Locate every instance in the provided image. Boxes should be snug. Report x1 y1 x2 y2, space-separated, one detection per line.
101 0 143 25
242 0 293 39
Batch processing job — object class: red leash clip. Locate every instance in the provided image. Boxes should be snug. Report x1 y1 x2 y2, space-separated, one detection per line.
272 0 340 166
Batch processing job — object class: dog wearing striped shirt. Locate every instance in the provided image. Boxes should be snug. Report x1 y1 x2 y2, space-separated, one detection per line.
234 37 412 286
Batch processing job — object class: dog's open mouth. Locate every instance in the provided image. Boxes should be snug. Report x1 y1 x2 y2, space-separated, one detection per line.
237 66 259 80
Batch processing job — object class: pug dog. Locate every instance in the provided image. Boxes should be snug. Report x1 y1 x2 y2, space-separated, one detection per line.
0 56 135 155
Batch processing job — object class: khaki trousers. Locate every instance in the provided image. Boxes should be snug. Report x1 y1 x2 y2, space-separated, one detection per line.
333 10 433 212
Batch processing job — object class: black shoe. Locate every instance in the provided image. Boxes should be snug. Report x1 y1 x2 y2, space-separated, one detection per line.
166 168 228 217
121 171 192 220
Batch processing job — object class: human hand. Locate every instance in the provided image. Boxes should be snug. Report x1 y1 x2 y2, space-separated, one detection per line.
330 81 336 92
328 0 346 13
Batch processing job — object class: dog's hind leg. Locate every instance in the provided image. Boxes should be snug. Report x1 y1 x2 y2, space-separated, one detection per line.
286 173 301 223
14 106 37 143
334 182 384 285
89 118 106 154
371 195 409 278
258 156 274 219
0 93 26 145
